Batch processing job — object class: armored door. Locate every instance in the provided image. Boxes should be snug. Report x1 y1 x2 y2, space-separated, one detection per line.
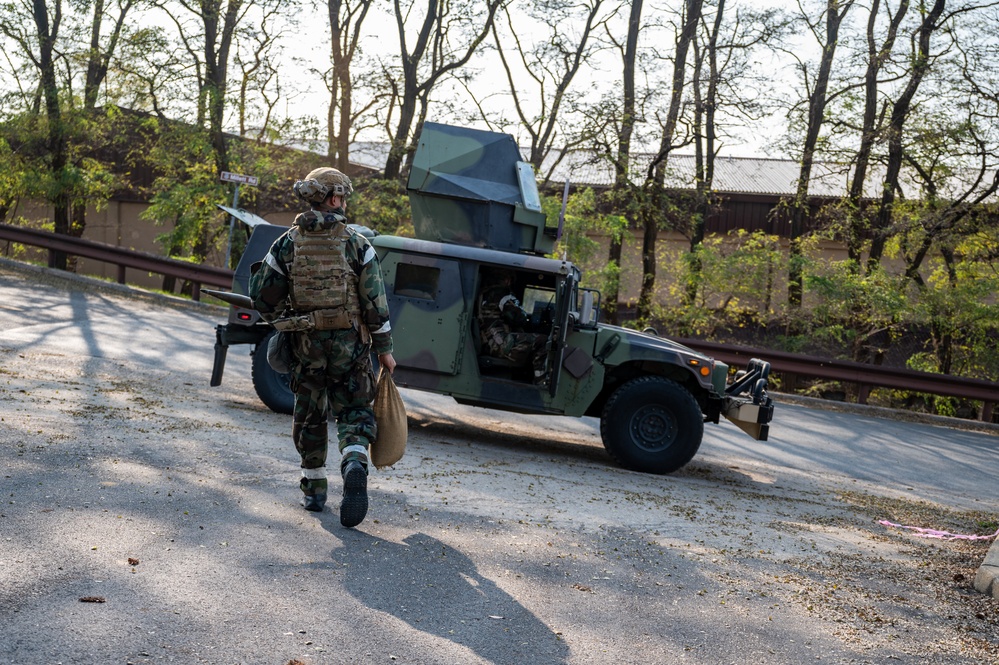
380 253 466 375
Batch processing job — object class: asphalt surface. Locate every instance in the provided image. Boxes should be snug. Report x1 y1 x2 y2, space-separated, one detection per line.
1 259 997 665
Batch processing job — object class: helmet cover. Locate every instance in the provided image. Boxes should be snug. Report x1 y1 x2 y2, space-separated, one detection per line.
293 167 353 204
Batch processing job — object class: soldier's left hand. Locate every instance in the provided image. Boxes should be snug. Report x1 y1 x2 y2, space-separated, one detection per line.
379 352 397 374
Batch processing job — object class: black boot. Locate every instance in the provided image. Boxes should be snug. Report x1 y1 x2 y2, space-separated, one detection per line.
339 460 368 528
301 492 327 512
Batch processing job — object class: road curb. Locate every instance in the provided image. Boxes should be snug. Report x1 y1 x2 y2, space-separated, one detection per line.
974 539 999 600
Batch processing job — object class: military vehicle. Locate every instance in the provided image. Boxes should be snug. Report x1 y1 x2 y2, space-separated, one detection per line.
206 122 774 474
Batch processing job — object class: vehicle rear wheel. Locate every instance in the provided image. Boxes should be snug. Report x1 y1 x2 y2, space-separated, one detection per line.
600 376 704 474
251 331 294 414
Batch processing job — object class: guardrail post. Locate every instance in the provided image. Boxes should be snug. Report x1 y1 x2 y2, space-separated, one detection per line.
858 383 871 405
192 281 201 302
983 401 995 423
783 372 797 392
117 264 126 284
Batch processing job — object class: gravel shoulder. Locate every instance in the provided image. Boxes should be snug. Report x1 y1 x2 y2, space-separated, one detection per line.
0 260 996 665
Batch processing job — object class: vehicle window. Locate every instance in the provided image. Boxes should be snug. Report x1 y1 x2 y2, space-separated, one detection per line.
394 262 439 300
522 286 555 313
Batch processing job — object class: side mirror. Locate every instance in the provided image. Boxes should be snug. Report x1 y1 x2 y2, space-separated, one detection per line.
580 290 595 326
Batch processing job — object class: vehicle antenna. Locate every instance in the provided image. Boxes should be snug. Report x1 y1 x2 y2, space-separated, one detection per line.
558 178 570 261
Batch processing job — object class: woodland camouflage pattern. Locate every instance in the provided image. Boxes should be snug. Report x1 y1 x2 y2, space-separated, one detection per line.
249 209 393 495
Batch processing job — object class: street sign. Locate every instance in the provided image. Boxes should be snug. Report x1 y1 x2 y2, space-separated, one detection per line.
220 172 258 268
220 171 258 186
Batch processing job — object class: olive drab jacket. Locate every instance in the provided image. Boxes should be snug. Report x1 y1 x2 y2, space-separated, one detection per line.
248 209 393 356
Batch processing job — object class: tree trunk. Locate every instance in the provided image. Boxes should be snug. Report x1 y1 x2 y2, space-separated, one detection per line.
328 0 371 170
33 0 70 269
203 0 243 179
384 0 501 181
686 0 723 306
787 0 853 307
636 0 702 322
604 0 643 325
846 0 908 265
866 0 946 271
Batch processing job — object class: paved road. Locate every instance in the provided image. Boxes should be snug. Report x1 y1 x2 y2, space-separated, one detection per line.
1 261 997 665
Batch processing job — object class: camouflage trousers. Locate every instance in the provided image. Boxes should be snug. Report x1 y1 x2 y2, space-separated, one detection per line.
289 327 377 497
484 328 547 374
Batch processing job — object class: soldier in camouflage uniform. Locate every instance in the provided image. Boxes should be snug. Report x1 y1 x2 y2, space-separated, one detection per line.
248 167 396 528
478 268 547 384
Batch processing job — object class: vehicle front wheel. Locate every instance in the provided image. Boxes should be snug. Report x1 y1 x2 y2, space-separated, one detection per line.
251 331 294 414
600 376 704 474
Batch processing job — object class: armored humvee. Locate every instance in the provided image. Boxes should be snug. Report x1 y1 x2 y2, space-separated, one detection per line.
207 122 774 474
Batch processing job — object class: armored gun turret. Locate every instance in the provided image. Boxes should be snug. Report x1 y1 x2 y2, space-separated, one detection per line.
407 122 557 255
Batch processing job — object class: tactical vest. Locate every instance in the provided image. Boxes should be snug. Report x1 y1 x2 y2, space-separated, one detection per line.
288 222 360 330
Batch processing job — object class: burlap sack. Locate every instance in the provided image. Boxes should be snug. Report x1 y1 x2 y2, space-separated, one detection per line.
371 369 407 469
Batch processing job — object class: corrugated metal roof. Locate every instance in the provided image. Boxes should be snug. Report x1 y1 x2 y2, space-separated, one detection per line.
342 140 992 202
537 151 887 198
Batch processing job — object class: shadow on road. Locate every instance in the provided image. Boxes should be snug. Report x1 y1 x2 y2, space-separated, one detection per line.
326 526 570 664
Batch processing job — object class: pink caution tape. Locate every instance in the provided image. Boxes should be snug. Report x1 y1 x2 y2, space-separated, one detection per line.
879 520 999 541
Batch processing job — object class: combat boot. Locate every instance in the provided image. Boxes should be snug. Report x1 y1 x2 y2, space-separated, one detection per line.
339 460 368 527
299 474 328 512
301 493 327 512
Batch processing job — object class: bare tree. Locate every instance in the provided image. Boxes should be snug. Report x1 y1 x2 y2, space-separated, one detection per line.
108 23 187 119
784 0 854 307
894 3 999 284
635 0 702 322
865 0 947 270
486 0 609 184
80 0 138 109
326 0 374 170
686 1 788 304
71 0 140 242
28 0 69 263
600 0 644 324
381 0 505 181
155 0 267 174
233 2 287 141
686 0 725 305
843 0 909 264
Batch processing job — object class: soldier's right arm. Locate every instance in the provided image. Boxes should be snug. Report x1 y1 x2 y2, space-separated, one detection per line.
248 236 293 320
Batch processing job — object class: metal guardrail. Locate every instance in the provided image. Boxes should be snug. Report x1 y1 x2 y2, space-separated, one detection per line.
677 338 998 423
0 223 234 300
2 222 995 422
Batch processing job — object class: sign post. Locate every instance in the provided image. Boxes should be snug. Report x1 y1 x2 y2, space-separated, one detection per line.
220 172 259 269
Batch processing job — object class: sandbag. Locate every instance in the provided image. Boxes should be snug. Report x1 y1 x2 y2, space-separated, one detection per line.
371 369 407 469
266 330 294 374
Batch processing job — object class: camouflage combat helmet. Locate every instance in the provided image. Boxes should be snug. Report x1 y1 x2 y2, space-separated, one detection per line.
293 167 353 204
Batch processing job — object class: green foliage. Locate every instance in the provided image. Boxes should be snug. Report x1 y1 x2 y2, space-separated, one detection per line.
0 134 33 219
0 107 126 230
646 230 788 338
350 177 412 236
543 187 601 263
800 260 910 360
140 121 227 260
906 234 999 381
542 187 628 297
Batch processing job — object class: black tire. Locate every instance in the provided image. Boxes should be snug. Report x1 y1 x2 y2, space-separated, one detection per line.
600 376 704 474
251 331 294 414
